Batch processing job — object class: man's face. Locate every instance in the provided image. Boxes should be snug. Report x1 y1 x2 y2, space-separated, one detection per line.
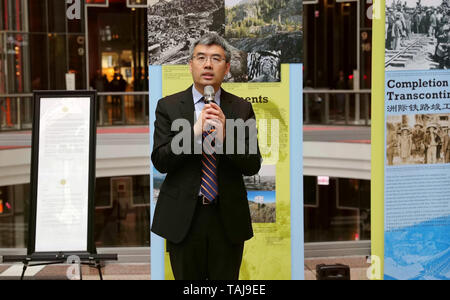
189 44 230 93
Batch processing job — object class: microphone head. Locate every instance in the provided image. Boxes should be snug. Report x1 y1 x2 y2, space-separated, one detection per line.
204 85 215 103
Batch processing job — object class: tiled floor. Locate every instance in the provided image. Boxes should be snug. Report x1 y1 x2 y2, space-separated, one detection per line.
0 256 370 280
0 263 150 280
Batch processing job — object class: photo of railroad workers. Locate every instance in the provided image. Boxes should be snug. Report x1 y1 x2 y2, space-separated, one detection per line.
386 0 450 70
386 114 450 165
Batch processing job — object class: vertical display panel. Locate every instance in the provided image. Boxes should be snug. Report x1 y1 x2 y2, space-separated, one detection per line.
148 0 304 280
373 0 450 280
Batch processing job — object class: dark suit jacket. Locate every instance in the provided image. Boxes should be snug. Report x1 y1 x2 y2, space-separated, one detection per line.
151 86 262 244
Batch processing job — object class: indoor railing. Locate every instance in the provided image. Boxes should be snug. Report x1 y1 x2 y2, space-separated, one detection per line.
303 89 371 126
0 90 371 132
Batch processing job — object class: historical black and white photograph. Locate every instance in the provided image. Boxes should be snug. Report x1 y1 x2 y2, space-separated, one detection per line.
248 50 281 82
386 114 450 166
223 49 281 82
147 0 301 82
147 0 225 65
225 0 303 64
385 0 450 70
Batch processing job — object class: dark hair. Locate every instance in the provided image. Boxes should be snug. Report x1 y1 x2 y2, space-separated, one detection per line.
189 33 232 63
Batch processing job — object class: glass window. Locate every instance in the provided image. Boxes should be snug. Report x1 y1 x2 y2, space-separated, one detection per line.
0 186 14 247
0 0 4 30
88 2 148 126
28 0 85 33
360 29 372 89
304 176 318 207
94 175 150 247
29 33 49 90
2 176 371 248
68 1 85 34
303 1 357 89
48 34 68 90
28 0 47 33
47 0 67 33
4 33 30 93
1 0 27 32
88 3 148 92
361 0 373 29
45 33 86 91
4 0 87 93
0 96 19 130
19 96 33 129
0 33 5 94
0 175 150 249
0 184 29 248
68 34 87 90
304 176 371 243
360 1 372 90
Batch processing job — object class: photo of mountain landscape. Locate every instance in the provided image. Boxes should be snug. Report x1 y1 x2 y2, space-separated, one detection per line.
244 164 276 223
225 0 303 63
225 0 302 38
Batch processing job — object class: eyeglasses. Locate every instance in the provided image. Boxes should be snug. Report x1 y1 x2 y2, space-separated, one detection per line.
192 55 226 65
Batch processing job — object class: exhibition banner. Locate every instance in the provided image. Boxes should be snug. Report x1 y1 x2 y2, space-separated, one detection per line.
156 65 301 280
384 70 450 280
148 0 303 280
379 0 450 280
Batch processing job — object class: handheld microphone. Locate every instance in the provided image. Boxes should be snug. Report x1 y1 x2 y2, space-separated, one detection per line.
204 85 215 104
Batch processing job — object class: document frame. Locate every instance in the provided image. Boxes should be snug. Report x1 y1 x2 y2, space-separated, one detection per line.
27 90 97 256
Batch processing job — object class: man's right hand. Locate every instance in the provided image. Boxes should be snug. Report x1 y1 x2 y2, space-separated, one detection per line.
194 104 222 137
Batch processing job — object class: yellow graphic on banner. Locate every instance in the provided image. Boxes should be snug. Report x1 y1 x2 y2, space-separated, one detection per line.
161 64 291 280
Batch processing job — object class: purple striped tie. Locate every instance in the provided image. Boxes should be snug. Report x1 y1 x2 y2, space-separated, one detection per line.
200 100 218 203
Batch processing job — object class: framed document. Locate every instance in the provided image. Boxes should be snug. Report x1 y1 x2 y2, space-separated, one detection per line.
28 91 97 255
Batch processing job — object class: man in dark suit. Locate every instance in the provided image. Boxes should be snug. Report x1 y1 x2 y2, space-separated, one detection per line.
151 33 262 280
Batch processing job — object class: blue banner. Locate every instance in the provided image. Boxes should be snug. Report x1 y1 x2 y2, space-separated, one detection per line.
384 70 450 280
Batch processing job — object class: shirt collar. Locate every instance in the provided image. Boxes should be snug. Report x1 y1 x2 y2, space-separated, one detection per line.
192 85 221 105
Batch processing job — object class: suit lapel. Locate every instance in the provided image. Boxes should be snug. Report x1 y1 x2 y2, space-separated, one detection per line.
179 86 195 127
220 88 234 120
218 89 235 167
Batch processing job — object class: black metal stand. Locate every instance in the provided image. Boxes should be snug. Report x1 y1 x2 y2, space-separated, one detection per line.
3 253 117 280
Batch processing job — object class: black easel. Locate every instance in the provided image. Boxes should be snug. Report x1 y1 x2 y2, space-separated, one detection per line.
10 91 118 280
2 253 118 280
